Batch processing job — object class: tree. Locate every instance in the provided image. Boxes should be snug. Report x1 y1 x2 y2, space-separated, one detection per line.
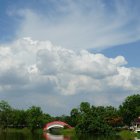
0 100 12 128
119 94 140 125
103 106 123 127
70 108 80 126
42 113 53 125
80 102 90 113
0 100 11 111
26 106 43 131
76 104 114 134
11 109 27 128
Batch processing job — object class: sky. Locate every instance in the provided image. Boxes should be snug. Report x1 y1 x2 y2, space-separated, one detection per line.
0 0 140 115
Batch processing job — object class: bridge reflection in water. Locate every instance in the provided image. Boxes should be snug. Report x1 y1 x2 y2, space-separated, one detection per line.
43 132 140 140
43 133 71 140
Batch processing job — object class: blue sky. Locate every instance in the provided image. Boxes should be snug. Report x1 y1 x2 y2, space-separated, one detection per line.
1 0 140 67
101 41 140 67
0 0 140 115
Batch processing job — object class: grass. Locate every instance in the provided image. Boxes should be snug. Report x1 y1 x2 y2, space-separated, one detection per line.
60 128 75 136
0 128 43 134
118 130 136 139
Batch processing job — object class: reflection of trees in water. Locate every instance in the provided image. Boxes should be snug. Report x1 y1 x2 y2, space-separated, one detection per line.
43 133 71 140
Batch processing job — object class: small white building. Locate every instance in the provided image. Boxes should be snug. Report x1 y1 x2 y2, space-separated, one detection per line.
133 116 140 133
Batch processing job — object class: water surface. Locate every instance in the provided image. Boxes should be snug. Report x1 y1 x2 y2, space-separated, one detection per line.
0 131 139 140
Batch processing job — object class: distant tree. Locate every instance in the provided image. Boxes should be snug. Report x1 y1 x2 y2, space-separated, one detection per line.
80 102 90 113
0 100 11 111
0 100 12 128
119 94 140 125
76 103 114 134
70 108 80 126
26 106 43 131
42 113 53 125
103 106 123 127
11 109 27 128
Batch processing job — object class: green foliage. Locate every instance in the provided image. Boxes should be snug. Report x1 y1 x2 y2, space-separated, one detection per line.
0 100 12 128
60 128 75 136
11 109 27 127
118 130 136 139
26 106 43 131
70 108 80 127
75 102 115 134
0 101 53 131
0 93 140 135
0 100 11 111
80 102 90 113
119 94 140 125
42 113 53 125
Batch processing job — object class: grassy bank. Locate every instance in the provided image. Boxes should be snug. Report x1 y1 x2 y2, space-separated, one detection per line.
118 130 137 139
60 128 75 136
1 127 140 140
0 128 43 134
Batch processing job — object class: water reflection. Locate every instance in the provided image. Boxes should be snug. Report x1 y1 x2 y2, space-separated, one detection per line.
0 131 140 140
43 132 140 140
43 133 71 140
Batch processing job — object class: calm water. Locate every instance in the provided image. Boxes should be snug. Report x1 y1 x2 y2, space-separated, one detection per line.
0 132 139 140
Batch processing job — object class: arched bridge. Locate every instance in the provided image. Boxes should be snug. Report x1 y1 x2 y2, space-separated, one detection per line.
43 121 72 131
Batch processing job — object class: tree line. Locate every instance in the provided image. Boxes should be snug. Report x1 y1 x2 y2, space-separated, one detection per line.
0 94 140 134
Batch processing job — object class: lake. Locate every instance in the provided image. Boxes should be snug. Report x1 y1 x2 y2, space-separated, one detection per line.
0 131 140 140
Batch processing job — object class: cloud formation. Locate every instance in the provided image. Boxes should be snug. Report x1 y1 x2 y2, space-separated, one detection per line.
0 38 140 115
12 0 140 50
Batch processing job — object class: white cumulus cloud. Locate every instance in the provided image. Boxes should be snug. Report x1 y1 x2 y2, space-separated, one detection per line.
0 38 139 115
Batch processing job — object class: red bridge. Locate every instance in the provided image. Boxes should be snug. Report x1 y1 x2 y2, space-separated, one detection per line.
43 121 72 131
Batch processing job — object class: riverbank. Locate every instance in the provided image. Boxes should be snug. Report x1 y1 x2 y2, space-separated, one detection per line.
60 129 140 139
1 128 140 139
60 128 76 136
0 128 43 134
118 130 140 139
